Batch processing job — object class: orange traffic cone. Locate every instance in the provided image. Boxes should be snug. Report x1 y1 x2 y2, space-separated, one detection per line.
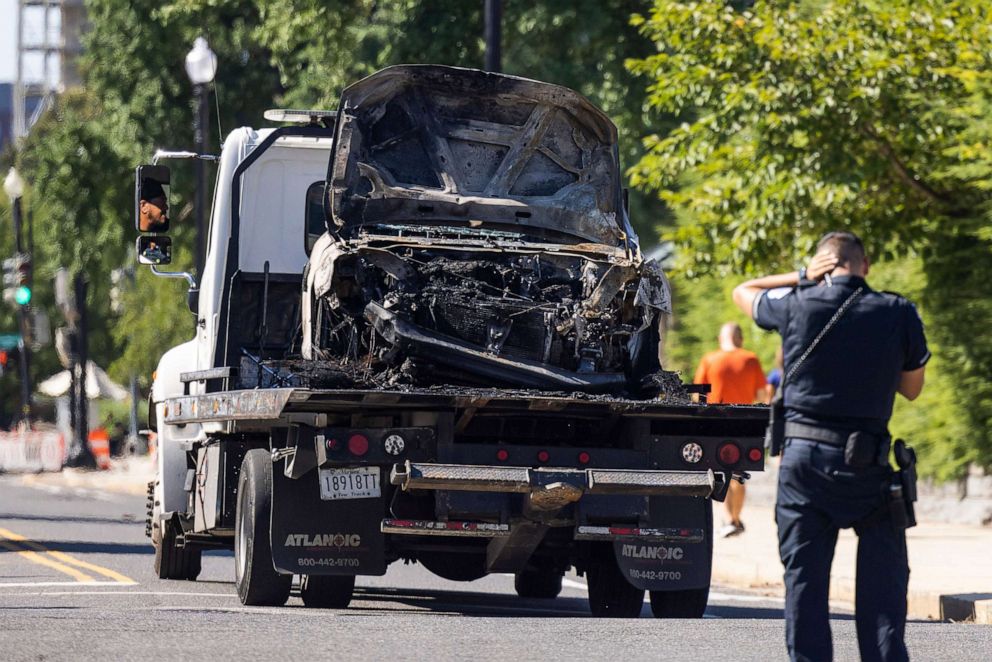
88 428 111 470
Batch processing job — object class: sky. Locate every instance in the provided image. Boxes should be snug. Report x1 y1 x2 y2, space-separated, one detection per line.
1 0 16 82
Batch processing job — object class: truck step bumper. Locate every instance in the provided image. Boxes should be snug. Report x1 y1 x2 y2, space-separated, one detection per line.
389 461 718 498
379 519 706 543
381 519 511 537
574 525 705 543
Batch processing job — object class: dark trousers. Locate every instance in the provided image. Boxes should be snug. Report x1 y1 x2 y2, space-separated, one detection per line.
776 438 909 662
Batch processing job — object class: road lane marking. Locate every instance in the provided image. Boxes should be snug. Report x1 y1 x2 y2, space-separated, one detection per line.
0 539 96 582
36 591 234 597
0 526 136 585
0 581 135 588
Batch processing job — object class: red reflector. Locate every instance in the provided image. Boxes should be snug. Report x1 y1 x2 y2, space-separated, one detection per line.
496 449 509 462
577 452 591 465
347 434 369 456
748 447 763 462
537 450 550 463
325 438 339 451
718 442 741 466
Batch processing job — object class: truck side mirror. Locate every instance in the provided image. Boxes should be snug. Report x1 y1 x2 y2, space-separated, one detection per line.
135 164 172 234
136 236 173 265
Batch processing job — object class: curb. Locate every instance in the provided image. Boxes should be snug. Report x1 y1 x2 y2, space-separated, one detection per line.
712 545 992 623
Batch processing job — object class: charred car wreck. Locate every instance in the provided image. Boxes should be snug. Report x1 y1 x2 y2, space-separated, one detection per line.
302 65 673 398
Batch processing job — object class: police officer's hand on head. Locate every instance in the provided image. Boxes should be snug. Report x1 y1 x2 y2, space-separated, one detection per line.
805 250 840 282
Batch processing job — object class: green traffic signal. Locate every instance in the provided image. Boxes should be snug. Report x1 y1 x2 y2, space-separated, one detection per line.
14 285 31 305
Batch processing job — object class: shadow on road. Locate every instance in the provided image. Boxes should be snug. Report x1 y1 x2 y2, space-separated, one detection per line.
0 539 154 556
0 513 139 526
347 586 593 617
342 586 832 620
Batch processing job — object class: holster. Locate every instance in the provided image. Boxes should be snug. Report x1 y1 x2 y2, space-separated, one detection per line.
894 439 918 529
856 439 918 532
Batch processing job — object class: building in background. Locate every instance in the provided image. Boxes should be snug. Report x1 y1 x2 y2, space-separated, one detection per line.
0 83 12 154
12 0 87 140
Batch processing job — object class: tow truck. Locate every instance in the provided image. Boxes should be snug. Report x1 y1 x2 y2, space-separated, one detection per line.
138 65 766 617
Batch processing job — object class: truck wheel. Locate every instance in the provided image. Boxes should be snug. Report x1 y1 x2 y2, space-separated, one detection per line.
649 587 709 618
235 449 291 606
153 518 202 581
301 575 356 608
514 566 563 599
587 552 644 618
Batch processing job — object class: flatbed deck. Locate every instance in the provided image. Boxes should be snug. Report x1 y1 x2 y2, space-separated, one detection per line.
162 387 768 426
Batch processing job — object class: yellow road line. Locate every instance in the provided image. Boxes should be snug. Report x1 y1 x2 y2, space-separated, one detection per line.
0 539 96 582
0 527 136 585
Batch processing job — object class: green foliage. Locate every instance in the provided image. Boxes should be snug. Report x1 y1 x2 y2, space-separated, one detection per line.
630 0 992 477
5 0 664 407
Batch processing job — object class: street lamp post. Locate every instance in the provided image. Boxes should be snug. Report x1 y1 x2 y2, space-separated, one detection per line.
3 167 31 422
485 0 502 73
185 37 217 279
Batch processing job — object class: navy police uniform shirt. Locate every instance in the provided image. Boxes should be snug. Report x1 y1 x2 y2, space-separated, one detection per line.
754 275 929 434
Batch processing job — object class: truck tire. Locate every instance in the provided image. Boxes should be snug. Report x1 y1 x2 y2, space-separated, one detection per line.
649 586 709 618
300 574 356 608
587 551 645 618
153 517 202 581
235 449 291 606
514 566 563 599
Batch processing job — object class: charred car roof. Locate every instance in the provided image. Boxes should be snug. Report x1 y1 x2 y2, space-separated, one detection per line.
327 65 637 249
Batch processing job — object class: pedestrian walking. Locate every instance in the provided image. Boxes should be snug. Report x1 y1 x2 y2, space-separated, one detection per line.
732 231 928 662
694 322 767 538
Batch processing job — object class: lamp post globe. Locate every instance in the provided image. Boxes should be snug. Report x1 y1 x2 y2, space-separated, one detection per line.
185 37 217 85
3 167 25 201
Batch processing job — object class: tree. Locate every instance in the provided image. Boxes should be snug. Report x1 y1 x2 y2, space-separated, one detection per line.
628 0 992 477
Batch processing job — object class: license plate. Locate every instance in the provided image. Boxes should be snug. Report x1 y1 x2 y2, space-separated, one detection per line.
318 466 381 501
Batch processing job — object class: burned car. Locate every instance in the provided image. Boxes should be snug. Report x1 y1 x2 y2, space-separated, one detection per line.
302 65 673 398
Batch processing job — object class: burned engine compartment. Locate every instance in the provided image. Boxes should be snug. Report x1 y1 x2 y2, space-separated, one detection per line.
282 66 684 400
301 237 675 399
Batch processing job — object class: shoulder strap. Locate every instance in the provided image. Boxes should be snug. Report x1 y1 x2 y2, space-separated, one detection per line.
783 286 864 385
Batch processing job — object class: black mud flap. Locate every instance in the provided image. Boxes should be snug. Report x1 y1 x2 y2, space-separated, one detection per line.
614 497 712 591
270 464 387 576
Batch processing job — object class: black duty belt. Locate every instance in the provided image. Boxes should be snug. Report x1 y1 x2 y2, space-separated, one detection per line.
784 422 849 447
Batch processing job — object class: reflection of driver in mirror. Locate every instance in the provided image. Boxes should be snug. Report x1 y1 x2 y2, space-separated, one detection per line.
141 240 168 264
139 178 169 232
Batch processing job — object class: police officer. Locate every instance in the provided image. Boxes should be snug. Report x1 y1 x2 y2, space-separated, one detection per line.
732 231 929 662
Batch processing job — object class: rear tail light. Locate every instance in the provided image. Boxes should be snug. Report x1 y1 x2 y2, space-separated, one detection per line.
747 447 763 463
537 450 550 463
496 448 509 462
718 442 741 466
577 452 591 465
347 434 369 456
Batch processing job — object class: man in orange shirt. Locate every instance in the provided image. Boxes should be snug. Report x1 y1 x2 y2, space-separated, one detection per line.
694 322 767 537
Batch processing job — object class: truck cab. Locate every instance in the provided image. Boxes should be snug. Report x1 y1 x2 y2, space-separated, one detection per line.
146 123 335 524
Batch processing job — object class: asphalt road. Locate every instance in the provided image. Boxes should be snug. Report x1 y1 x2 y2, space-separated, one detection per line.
0 476 988 661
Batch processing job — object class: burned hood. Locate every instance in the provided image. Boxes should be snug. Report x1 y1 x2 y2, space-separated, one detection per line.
327 65 634 248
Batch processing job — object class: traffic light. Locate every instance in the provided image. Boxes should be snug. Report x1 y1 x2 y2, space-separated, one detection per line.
2 253 31 307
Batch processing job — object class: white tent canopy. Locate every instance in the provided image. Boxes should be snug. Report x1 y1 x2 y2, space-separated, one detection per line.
38 361 129 401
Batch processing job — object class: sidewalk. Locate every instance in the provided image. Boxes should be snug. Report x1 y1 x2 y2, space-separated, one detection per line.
714 470 992 624
19 454 154 497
